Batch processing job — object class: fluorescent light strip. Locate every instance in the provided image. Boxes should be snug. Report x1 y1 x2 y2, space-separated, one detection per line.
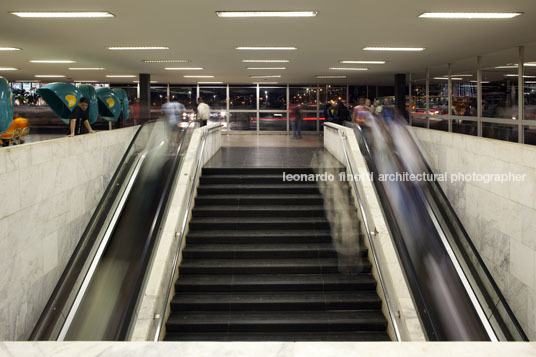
143 59 190 63
470 81 491 84
75 80 98 83
35 75 65 78
505 74 536 78
0 68 19 71
340 60 385 64
434 77 463 80
165 67 204 70
236 46 297 50
316 75 346 79
198 82 224 84
11 12 114 18
184 75 215 78
31 60 75 63
250 75 281 78
0 47 21 51
253 82 279 85
247 67 286 70
419 12 522 19
329 67 368 71
107 46 169 50
526 81 536 84
133 80 158 83
363 47 425 51
242 60 289 63
106 75 136 78
496 63 536 69
217 11 317 18
69 68 105 71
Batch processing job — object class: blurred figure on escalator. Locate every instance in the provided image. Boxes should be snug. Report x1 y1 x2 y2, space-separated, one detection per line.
333 100 351 125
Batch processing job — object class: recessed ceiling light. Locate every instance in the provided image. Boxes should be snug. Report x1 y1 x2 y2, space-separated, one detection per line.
69 68 105 71
526 81 536 84
106 75 136 78
236 46 297 51
242 60 289 63
505 74 536 78
35 75 65 78
107 46 169 50
0 47 21 51
250 75 281 78
247 67 286 70
184 75 215 78
339 60 386 64
165 67 204 70
31 60 75 63
470 80 491 84
419 12 522 19
75 80 98 83
440 74 473 77
217 11 317 18
316 75 347 79
143 59 190 63
329 67 368 71
198 81 224 84
363 47 425 51
525 62 536 67
0 67 19 71
133 80 158 83
253 82 279 85
11 12 115 18
495 65 519 69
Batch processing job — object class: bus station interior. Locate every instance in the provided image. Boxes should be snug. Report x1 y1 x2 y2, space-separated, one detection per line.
1 1 536 356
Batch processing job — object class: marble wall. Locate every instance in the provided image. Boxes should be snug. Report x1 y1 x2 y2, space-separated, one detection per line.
412 127 536 340
0 127 138 340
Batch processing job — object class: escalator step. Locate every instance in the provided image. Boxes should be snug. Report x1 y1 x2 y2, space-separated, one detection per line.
188 217 330 230
194 194 324 206
165 331 390 341
202 168 316 175
175 274 377 292
197 184 321 195
192 205 326 218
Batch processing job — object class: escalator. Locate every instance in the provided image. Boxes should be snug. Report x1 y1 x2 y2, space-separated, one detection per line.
30 120 196 340
345 119 527 341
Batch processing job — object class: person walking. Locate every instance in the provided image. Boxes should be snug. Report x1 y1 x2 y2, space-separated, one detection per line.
291 104 303 139
333 100 350 125
197 98 210 127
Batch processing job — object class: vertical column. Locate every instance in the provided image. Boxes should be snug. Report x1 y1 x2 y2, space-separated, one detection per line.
226 84 230 134
477 56 483 137
518 46 525 144
408 73 413 126
256 84 260 133
316 85 320 134
139 73 151 121
425 69 430 129
286 84 290 134
394 73 407 120
448 63 453 132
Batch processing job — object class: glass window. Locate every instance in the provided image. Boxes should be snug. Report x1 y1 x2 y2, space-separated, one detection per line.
451 59 477 117
150 86 167 108
482 122 518 142
290 87 318 111
229 86 256 110
170 86 196 110
524 44 536 120
259 112 286 131
259 86 286 110
198 87 226 110
229 112 256 131
208 111 228 131
326 86 346 103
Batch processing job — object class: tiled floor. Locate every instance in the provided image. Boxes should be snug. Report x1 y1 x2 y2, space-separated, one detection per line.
206 134 340 169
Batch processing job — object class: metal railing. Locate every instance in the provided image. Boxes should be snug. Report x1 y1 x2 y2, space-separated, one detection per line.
153 124 223 341
323 122 402 341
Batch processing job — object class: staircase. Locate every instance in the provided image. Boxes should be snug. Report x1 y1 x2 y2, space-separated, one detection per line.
164 167 390 341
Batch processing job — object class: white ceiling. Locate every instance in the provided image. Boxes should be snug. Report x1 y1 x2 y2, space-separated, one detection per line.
1 0 536 85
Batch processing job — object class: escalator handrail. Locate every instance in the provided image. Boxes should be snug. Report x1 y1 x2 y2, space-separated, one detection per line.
323 122 401 341
30 121 156 340
406 128 528 341
153 124 223 341
114 120 198 339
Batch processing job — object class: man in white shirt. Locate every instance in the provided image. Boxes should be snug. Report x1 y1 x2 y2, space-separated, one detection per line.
196 98 210 127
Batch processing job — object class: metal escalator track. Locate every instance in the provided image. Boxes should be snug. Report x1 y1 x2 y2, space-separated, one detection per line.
346 120 527 341
30 120 196 341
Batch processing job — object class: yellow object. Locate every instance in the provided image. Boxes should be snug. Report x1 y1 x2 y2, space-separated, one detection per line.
0 116 29 139
106 98 115 108
65 95 77 107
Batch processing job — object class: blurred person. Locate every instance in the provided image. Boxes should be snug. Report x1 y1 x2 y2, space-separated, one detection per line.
333 100 350 125
162 99 185 128
291 104 303 139
131 98 140 125
374 100 383 115
365 98 374 113
323 101 335 123
352 98 373 127
197 98 210 127
68 97 95 137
